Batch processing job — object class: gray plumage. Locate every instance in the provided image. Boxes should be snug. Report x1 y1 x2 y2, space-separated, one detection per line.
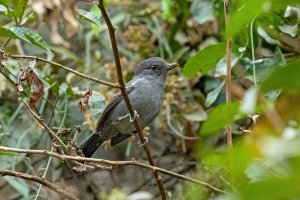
80 57 177 157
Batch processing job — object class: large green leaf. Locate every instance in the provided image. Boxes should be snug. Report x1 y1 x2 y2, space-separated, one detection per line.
183 43 240 77
260 60 300 92
0 26 51 52
230 0 299 38
230 0 270 38
183 43 226 77
200 101 246 136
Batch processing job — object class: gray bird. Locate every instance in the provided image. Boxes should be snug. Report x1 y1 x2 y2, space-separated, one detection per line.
80 57 177 157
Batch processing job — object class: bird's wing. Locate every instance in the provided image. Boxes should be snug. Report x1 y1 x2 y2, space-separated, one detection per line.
95 82 135 131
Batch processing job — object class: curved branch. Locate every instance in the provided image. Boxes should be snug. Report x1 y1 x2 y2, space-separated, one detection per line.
0 145 226 194
0 169 79 200
8 54 119 88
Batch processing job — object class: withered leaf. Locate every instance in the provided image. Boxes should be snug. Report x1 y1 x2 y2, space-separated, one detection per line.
16 62 27 92
78 86 92 113
31 0 78 47
26 61 44 107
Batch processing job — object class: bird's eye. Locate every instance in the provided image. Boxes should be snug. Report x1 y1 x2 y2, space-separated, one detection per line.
151 65 158 70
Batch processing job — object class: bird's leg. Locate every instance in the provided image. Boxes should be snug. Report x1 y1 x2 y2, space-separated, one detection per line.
129 110 139 122
117 113 130 121
131 131 148 146
137 136 149 147
117 110 139 122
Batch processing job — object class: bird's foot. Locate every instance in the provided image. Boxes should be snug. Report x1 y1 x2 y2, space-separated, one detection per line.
137 137 148 147
130 110 139 122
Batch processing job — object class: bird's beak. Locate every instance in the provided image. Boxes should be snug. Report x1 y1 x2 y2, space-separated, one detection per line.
166 63 178 71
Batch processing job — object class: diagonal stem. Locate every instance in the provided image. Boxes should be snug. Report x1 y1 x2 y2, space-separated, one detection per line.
223 0 233 152
97 1 166 199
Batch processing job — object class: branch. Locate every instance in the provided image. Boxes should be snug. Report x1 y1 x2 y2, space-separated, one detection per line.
0 169 79 200
0 145 226 194
97 1 166 199
8 54 119 88
19 98 68 151
223 0 233 152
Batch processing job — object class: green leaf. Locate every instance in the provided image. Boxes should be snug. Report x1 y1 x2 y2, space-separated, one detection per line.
0 0 12 7
0 151 17 156
230 0 270 38
12 0 28 20
88 91 106 118
183 43 240 77
205 81 225 107
241 177 300 200
183 43 226 77
0 26 19 38
230 0 299 39
246 161 273 183
0 26 51 52
260 60 300 92
78 9 101 25
200 101 246 136
4 176 30 199
162 0 174 21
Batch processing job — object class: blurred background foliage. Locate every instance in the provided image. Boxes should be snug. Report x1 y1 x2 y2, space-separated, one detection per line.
0 0 300 199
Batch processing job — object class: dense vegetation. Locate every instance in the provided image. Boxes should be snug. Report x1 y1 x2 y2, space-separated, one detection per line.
0 0 300 199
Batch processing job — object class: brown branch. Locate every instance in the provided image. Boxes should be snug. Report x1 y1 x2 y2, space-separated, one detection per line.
0 169 79 200
97 1 166 199
8 54 119 88
19 98 68 151
0 145 226 194
223 0 233 152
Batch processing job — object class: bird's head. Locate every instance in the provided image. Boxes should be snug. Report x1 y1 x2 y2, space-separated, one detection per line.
135 57 178 80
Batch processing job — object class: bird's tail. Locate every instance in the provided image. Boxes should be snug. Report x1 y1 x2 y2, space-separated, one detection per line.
79 133 105 158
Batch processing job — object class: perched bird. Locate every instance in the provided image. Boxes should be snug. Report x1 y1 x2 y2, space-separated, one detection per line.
80 57 178 157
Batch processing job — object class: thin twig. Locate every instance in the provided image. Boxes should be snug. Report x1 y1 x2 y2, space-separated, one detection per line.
19 98 68 151
0 169 79 200
8 54 119 88
223 0 233 152
0 145 226 194
250 18 257 87
97 1 166 199
166 104 199 140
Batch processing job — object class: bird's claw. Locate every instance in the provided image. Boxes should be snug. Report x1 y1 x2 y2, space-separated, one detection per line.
130 110 139 122
137 137 148 147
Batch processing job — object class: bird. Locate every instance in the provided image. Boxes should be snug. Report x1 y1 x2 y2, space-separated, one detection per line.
79 57 178 157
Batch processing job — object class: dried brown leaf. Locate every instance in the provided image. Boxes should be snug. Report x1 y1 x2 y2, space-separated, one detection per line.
31 0 78 47
26 61 44 107
78 86 92 113
61 0 79 38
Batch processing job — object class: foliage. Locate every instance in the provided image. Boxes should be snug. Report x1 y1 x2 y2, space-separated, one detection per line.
0 0 300 199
